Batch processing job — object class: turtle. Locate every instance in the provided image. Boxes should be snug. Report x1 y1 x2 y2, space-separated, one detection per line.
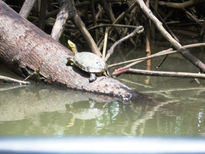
67 40 108 82
66 100 105 127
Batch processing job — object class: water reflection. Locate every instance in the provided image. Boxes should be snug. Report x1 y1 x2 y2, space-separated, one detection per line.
0 82 204 137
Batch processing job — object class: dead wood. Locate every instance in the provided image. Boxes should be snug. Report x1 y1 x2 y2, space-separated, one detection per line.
0 1 140 101
51 0 69 40
69 0 101 56
136 0 205 72
158 0 204 9
113 68 205 79
109 42 205 68
19 0 36 18
105 26 144 61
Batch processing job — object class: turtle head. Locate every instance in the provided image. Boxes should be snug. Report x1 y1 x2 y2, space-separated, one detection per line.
68 40 78 54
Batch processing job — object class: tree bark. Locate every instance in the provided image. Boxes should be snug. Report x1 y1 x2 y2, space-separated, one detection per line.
0 1 139 101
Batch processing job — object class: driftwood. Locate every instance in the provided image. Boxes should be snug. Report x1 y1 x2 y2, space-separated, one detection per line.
0 1 140 101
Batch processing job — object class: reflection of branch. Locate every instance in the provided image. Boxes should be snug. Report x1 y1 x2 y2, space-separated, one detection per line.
144 87 205 96
118 78 152 88
0 85 27 92
0 75 30 85
130 100 177 135
141 87 205 99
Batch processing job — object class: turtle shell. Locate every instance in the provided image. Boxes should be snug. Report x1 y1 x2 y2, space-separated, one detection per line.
73 52 107 73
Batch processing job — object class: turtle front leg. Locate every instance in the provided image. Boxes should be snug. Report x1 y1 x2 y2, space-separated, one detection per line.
66 57 74 66
103 70 110 77
89 73 97 82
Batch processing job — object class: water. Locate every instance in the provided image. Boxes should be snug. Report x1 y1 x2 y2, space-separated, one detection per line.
0 48 205 137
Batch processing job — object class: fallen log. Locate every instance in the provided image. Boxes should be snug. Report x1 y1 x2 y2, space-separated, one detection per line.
0 1 139 101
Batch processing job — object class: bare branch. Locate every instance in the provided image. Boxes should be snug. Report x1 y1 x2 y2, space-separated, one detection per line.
19 0 36 18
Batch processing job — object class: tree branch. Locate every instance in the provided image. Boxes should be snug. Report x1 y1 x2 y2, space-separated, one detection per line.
19 0 36 18
136 0 205 72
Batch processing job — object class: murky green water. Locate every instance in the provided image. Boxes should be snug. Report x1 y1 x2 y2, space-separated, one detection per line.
0 48 205 137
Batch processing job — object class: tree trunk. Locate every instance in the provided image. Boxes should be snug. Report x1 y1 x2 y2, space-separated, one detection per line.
0 1 139 101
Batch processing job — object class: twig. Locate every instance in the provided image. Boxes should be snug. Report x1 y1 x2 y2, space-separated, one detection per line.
72 5 101 56
91 0 98 41
39 0 48 29
109 48 174 68
88 24 138 31
100 0 121 35
99 0 138 48
145 0 151 69
158 0 203 9
68 0 101 56
102 28 108 59
0 75 30 85
156 54 168 68
19 0 36 18
145 0 151 84
113 1 138 25
109 42 205 68
185 10 202 26
151 2 179 41
105 26 144 61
